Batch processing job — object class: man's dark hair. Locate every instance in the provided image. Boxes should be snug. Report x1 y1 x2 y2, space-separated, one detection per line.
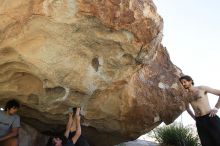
46 135 67 146
179 75 194 85
46 137 55 146
4 99 20 111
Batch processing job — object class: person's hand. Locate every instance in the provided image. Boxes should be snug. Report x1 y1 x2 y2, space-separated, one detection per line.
68 112 73 117
209 107 218 117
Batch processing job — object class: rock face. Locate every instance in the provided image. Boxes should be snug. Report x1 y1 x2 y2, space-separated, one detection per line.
19 123 49 146
0 0 186 145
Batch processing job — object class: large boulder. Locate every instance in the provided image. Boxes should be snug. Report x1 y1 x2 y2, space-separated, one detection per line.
0 0 186 145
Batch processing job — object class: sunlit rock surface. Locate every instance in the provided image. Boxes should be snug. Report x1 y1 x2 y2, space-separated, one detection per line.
0 0 186 145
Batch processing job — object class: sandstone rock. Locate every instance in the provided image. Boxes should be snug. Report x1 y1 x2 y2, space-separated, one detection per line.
0 0 186 145
19 123 49 146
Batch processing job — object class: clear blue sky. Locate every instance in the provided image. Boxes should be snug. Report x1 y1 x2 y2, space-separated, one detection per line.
153 0 220 125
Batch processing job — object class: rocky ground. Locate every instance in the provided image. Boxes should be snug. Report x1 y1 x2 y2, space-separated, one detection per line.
122 140 158 146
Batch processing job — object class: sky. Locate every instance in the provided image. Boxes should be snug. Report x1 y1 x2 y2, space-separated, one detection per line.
153 0 220 125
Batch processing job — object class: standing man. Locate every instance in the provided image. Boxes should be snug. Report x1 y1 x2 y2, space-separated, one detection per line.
0 99 20 146
179 75 220 146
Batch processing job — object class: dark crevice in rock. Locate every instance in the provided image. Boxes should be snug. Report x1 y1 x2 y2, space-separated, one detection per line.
91 57 99 72
45 86 66 95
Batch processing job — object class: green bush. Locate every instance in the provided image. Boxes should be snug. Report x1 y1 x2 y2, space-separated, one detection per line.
153 124 200 146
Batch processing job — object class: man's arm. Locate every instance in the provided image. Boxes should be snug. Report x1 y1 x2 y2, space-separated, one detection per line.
200 86 220 116
0 128 19 142
210 96 220 117
186 103 195 120
64 112 73 138
200 85 220 96
75 107 80 116
71 108 81 144
215 97 220 109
